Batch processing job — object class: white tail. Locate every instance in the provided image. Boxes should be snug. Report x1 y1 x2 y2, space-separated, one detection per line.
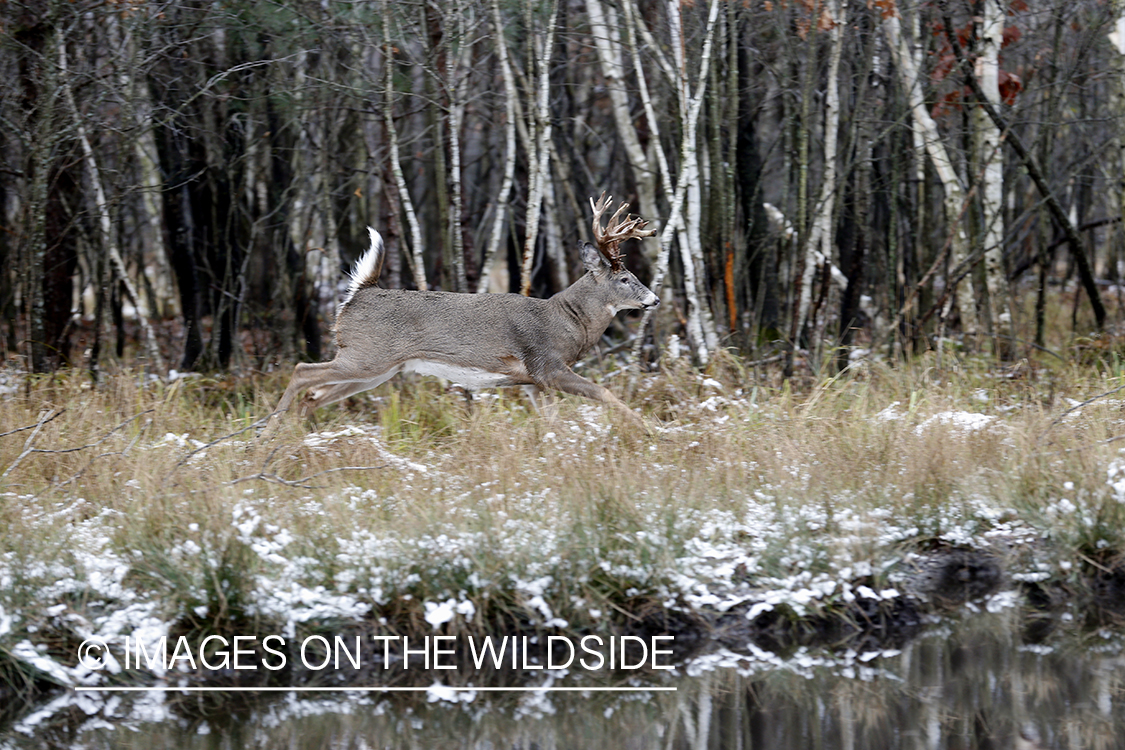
263 194 658 434
341 227 386 307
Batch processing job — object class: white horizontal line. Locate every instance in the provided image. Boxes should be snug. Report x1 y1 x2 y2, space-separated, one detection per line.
75 686 676 693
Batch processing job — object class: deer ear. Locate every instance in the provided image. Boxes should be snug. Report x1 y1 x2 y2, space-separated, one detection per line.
580 241 610 274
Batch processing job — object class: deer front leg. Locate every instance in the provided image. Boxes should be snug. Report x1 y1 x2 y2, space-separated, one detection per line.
521 384 560 423
537 366 646 430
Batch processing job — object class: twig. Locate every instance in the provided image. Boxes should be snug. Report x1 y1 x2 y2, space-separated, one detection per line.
226 465 387 490
0 409 65 440
2 410 59 477
958 331 1066 363
3 409 156 479
1035 433 1125 456
1076 552 1114 575
53 417 154 491
1041 381 1125 437
173 413 276 469
746 353 786 368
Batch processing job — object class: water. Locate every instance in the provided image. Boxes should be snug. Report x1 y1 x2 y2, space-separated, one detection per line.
3 613 1124 749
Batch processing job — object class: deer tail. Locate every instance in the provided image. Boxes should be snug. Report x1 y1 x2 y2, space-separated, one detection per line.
342 227 386 306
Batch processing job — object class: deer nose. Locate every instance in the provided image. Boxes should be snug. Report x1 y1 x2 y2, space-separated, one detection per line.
644 293 660 309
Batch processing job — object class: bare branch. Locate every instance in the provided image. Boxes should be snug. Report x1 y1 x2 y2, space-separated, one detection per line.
2 409 154 479
937 0 1106 330
0 409 65 441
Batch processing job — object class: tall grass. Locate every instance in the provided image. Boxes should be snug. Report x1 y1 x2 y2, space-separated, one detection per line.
2 346 1125 695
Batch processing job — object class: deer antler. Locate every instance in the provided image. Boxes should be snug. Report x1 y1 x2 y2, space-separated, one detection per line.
590 192 655 272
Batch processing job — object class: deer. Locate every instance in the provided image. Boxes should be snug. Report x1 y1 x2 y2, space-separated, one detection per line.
261 194 659 437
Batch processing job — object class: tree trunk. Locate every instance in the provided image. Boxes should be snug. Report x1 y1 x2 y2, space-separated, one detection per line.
59 37 166 373
736 21 779 340
586 0 659 262
520 0 558 297
975 0 1010 357
627 0 722 364
938 0 1106 330
382 8 428 291
17 14 79 374
446 4 471 293
478 0 519 294
795 0 847 357
884 11 980 345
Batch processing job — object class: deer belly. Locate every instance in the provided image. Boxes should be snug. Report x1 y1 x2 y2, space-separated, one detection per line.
400 359 515 389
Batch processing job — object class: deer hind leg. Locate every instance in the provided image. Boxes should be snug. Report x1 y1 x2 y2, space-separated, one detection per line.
300 371 399 415
263 358 400 437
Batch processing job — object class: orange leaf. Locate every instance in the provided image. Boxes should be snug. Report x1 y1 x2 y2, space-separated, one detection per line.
796 16 811 41
817 6 836 31
871 0 898 20
998 70 1022 104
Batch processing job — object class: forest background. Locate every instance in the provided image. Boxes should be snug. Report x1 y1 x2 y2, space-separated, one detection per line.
1 0 1124 379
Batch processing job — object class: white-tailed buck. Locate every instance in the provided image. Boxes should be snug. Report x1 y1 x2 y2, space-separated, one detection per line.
262 194 658 434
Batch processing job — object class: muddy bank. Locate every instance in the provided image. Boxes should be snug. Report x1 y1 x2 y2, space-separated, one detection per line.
2 546 1119 727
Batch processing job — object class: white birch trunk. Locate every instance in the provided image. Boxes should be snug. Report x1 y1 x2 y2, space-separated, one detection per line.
586 0 659 260
446 4 471 293
59 40 166 374
910 8 925 350
795 0 847 340
319 120 340 298
673 0 722 360
478 0 519 294
543 174 569 291
447 68 466 293
519 0 558 296
884 12 979 340
107 13 175 320
287 52 331 303
1110 7 1125 283
382 17 428 291
623 0 720 363
976 0 1008 353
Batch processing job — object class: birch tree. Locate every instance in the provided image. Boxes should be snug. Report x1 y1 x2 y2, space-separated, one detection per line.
884 7 980 343
669 0 722 359
794 0 848 349
58 38 166 374
383 0 428 291
938 0 1106 330
287 51 336 316
443 0 474 293
625 0 722 364
974 0 1010 356
477 0 520 293
520 0 558 296
586 0 660 260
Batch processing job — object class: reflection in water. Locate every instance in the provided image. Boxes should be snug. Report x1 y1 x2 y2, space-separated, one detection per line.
4 613 1124 749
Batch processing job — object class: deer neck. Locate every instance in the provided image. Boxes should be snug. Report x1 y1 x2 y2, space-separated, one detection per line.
550 273 616 358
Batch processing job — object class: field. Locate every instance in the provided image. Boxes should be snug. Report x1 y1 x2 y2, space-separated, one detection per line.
2 341 1125 714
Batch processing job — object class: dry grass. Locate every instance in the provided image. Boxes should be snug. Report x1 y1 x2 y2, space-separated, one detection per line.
2 346 1125 695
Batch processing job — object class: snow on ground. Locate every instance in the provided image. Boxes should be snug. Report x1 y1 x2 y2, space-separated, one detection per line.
0 387 1115 737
